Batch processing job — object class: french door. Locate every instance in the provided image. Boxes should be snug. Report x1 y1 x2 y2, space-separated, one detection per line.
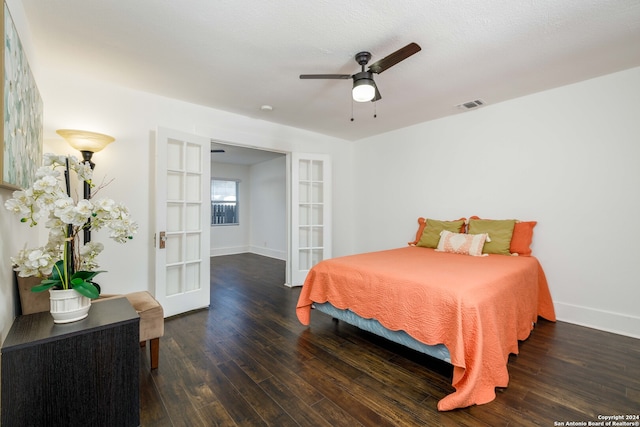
154 127 211 317
289 153 332 286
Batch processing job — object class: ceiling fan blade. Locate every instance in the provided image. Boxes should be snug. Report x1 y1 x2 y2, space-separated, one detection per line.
299 74 351 79
368 42 421 74
211 149 225 153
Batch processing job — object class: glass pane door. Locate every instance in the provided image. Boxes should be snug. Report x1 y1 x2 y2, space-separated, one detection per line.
290 153 331 286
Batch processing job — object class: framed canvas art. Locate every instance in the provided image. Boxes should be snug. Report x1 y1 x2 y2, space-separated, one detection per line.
0 2 43 190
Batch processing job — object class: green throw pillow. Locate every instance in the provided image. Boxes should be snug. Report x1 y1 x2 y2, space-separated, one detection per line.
417 218 466 249
467 219 516 255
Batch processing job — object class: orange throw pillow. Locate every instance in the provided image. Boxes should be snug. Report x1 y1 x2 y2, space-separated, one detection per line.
510 221 537 256
408 217 427 245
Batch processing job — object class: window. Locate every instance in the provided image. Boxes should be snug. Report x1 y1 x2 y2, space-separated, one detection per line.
211 179 239 225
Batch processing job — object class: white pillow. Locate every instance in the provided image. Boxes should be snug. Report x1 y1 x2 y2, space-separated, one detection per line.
435 230 490 257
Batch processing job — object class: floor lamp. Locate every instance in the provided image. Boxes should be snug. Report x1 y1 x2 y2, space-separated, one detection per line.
56 129 115 244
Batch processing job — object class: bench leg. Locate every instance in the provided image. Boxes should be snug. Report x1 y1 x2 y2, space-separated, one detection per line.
150 337 160 370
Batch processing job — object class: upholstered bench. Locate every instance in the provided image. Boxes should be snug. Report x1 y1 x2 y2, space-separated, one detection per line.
125 291 164 369
95 291 164 370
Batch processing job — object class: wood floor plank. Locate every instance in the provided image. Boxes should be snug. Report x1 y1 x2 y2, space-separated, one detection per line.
309 397 365 427
139 253 640 426
292 359 399 427
196 400 237 427
256 375 335 427
217 337 274 384
193 356 268 427
217 360 299 427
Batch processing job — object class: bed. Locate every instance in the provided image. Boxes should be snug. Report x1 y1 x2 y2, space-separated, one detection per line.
296 244 556 411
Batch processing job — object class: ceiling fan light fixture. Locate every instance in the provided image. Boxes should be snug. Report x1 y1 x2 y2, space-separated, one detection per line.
352 72 375 102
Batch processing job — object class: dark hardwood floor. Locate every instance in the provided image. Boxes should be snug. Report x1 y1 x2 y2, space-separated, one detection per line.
139 253 640 426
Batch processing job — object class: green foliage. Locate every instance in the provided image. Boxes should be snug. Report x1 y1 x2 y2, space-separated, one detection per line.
31 260 103 299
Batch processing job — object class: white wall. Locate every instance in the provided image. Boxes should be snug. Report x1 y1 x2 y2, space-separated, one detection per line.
354 67 640 338
210 162 251 256
249 156 287 260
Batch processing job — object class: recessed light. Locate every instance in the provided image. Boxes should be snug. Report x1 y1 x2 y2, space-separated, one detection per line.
260 105 274 111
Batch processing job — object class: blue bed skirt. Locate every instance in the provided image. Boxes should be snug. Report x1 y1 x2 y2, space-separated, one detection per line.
313 302 451 364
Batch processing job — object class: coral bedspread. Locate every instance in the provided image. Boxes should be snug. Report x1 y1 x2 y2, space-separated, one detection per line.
295 246 556 411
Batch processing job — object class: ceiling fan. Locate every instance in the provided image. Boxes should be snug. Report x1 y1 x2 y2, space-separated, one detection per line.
300 42 421 103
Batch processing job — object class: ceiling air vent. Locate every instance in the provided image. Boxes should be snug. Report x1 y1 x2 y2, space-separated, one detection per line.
456 99 486 110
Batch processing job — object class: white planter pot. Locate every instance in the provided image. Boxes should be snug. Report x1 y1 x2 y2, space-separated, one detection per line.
49 288 91 324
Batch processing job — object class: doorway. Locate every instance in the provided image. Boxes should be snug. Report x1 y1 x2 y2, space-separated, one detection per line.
210 141 288 282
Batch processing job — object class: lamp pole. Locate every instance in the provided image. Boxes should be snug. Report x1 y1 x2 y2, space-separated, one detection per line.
80 150 96 244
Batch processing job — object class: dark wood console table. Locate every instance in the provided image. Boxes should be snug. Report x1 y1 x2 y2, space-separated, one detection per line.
1 297 140 426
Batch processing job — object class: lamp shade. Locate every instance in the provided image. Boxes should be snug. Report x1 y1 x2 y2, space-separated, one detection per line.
56 129 115 153
352 72 375 102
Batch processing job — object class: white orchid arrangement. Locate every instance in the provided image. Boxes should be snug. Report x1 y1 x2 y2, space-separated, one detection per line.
4 153 138 298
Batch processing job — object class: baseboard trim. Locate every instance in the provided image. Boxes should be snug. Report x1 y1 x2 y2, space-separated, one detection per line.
210 247 286 262
210 246 250 257
554 302 640 339
249 246 286 261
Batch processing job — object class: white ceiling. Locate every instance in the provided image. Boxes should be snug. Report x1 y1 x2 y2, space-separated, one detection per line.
20 0 640 142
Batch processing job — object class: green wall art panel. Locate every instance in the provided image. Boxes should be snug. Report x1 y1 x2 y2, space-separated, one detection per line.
1 3 43 190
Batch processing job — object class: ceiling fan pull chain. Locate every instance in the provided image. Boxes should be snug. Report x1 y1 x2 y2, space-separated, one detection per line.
350 98 355 122
374 101 377 118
